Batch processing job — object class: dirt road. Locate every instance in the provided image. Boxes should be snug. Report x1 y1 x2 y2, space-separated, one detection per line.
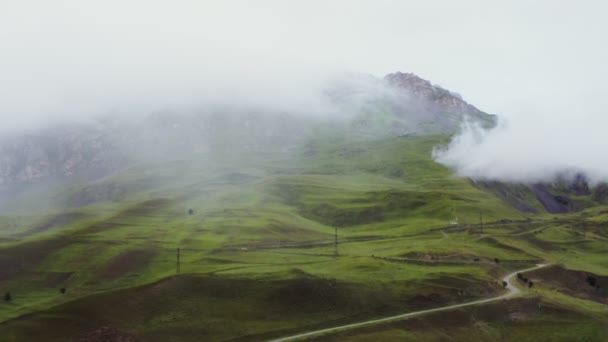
268 263 549 342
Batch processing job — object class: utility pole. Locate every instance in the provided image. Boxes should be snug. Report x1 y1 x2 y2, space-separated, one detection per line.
334 227 338 257
479 210 483 234
176 248 181 274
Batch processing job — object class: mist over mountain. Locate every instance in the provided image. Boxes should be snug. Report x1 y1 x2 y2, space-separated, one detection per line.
2 1 606 190
433 108 608 185
0 72 494 186
3 3 608 340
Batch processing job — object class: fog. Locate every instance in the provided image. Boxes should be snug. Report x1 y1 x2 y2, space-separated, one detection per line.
434 105 608 184
1 1 608 183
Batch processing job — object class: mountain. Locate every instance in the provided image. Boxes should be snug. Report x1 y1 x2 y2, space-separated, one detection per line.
384 72 497 132
0 71 599 216
1 72 608 341
327 72 497 137
0 72 496 186
0 71 602 217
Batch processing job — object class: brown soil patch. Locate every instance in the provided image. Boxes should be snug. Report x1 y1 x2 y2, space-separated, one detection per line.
401 252 484 263
75 326 141 342
404 275 502 311
1 273 517 342
82 198 170 234
119 199 171 217
311 297 597 342
527 265 608 304
301 203 384 227
45 272 74 286
27 212 86 235
0 238 70 281
98 249 156 281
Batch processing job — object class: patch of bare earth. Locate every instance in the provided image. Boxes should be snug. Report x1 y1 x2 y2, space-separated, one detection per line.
311 298 600 341
527 265 608 304
98 249 156 280
27 212 86 235
75 326 141 342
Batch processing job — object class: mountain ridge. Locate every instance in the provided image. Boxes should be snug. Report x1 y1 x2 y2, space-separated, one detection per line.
384 71 497 130
0 71 495 186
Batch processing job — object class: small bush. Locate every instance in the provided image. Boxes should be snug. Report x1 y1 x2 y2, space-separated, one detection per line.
4 292 11 302
586 276 597 287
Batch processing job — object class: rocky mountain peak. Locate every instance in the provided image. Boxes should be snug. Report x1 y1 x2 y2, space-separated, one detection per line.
0 71 499 186
384 72 491 120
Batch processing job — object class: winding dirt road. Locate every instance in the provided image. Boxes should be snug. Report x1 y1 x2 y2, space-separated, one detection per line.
268 263 549 342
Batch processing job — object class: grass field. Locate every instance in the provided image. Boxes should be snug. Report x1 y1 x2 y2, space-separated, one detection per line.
1 135 607 341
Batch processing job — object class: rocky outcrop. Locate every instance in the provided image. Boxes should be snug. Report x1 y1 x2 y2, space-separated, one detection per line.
593 183 608 203
530 184 581 214
472 178 597 214
0 125 120 185
471 180 540 213
384 72 497 131
385 72 480 114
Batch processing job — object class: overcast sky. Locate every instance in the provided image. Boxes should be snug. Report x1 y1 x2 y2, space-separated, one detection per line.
1 0 607 181
2 1 606 121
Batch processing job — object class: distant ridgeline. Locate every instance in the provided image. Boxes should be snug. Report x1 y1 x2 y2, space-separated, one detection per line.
0 71 603 215
0 71 495 186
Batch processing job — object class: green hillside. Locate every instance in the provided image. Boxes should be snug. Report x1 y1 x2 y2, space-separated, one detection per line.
1 134 607 341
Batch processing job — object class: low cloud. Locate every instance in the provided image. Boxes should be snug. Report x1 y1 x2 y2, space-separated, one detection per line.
2 1 607 137
433 106 608 185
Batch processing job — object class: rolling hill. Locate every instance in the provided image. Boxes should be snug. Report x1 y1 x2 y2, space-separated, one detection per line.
0 73 607 341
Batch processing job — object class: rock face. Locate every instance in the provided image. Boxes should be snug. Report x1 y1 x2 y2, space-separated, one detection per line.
531 184 581 214
0 125 119 185
384 72 497 131
472 177 604 214
471 180 540 214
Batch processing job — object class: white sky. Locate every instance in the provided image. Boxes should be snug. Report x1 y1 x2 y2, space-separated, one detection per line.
1 1 608 182
2 1 606 120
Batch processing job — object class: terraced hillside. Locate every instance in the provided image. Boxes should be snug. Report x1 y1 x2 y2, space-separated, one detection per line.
1 132 607 341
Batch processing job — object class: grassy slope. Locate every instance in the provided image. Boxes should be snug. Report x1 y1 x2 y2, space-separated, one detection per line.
1 135 607 341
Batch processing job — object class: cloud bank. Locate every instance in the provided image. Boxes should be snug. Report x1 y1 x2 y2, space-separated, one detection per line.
433 105 608 184
2 1 607 132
